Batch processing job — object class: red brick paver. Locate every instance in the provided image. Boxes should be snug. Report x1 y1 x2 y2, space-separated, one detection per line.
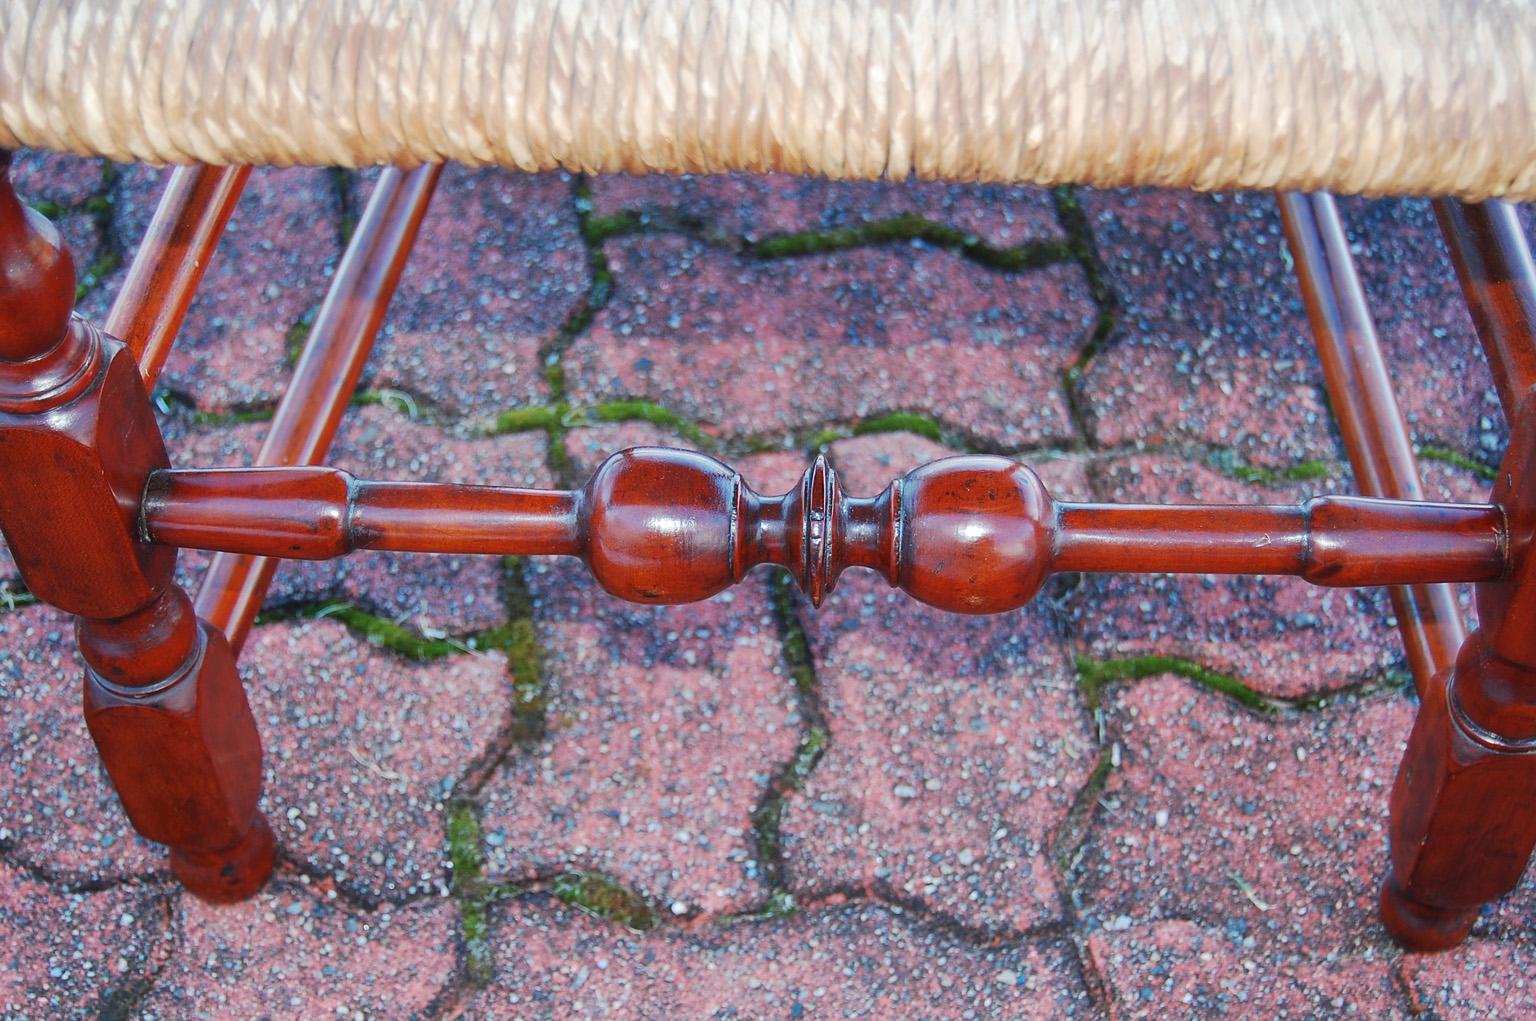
462 898 1090 1019
1 155 1529 1019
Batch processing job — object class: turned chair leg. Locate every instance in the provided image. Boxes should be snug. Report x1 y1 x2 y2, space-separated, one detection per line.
1382 631 1536 950
0 151 272 900
1381 202 1536 951
1382 390 1536 950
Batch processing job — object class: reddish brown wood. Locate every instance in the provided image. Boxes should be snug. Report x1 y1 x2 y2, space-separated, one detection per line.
0 151 75 363
1379 204 1536 951
147 466 582 558
1280 191 1466 694
142 451 1507 608
1435 199 1536 415
0 151 272 902
107 165 250 387
195 163 441 653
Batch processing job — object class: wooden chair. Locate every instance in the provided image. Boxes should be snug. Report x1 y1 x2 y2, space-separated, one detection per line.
1 0 1534 952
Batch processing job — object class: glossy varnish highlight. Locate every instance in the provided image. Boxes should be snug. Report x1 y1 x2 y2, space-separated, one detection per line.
6 146 1536 952
143 450 1507 609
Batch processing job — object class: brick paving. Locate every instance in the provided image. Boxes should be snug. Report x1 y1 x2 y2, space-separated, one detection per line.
0 148 1527 1018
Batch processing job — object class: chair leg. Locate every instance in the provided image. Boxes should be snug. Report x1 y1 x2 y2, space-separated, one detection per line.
79 587 274 901
1382 631 1536 951
0 151 272 900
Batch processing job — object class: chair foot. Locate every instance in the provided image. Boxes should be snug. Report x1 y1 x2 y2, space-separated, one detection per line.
1379 875 1477 952
170 814 276 904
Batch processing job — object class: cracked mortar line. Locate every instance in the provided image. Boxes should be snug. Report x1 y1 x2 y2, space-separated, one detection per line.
1041 185 1176 1019
742 572 831 920
89 886 179 1021
1050 185 1121 454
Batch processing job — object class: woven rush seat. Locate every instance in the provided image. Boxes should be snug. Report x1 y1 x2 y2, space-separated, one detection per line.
3 0 1536 965
3 0 1536 197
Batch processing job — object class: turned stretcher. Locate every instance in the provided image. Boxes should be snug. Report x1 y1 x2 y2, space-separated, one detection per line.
1 0 1535 953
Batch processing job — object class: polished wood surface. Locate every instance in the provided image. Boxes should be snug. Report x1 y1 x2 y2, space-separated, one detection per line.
0 150 272 902
1435 199 1536 416
194 163 441 653
108 165 249 387
7 144 1536 943
1280 191 1466 695
143 451 1507 610
1378 204 1536 951
0 151 76 365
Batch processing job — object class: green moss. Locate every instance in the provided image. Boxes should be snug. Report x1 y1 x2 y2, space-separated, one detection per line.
256 601 522 661
804 427 846 450
1281 460 1333 482
760 888 798 918
74 248 122 303
543 359 567 396
589 400 710 446
24 199 67 220
492 404 569 434
552 871 658 931
583 210 645 245
446 801 494 984
769 574 817 699
285 305 320 365
851 412 944 443
1417 444 1498 482
187 405 277 428
745 214 1075 273
536 176 618 417
500 557 548 744
1076 654 1277 713
751 576 830 892
1207 449 1338 487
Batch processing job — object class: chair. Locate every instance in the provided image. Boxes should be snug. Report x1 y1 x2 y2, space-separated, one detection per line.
1 0 1534 952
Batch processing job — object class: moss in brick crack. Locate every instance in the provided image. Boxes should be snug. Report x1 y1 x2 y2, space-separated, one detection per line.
446 802 494 984
745 214 1076 273
256 601 522 661
74 249 122 303
751 725 829 879
500 557 548 744
189 405 277 428
851 412 944 443
804 427 846 450
23 198 68 220
582 209 646 245
1076 654 1277 714
284 304 321 365
1281 460 1333 482
749 575 831 893
589 400 711 447
551 871 658 932
769 574 817 699
1052 745 1115 872
1207 448 1339 487
534 177 617 413
543 358 567 396
1417 444 1498 482
492 404 569 435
